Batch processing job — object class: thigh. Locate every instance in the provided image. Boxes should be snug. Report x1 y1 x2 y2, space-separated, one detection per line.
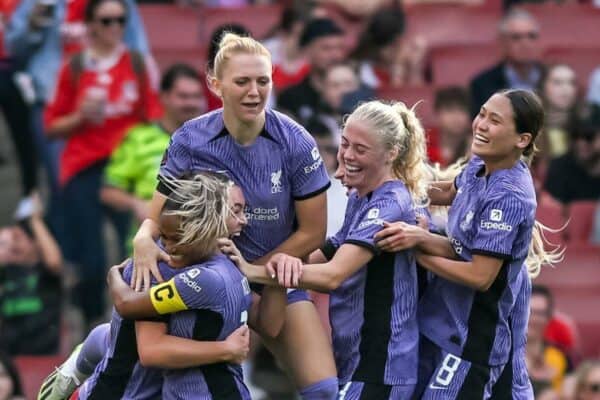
261 300 337 389
421 351 503 400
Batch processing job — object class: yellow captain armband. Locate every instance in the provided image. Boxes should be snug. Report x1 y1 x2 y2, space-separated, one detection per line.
150 279 188 314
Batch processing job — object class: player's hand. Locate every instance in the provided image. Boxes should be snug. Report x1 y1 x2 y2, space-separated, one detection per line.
223 325 250 364
132 233 167 291
218 238 250 271
416 214 429 230
268 253 303 288
107 258 130 286
374 221 426 252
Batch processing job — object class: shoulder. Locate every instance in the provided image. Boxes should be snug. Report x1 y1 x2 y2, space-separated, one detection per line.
471 62 505 85
173 110 224 146
365 181 413 218
266 109 315 149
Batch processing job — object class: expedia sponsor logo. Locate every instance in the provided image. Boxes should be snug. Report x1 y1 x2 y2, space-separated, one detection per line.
304 158 323 174
480 220 513 231
187 268 201 279
358 218 384 229
178 273 202 293
245 206 280 221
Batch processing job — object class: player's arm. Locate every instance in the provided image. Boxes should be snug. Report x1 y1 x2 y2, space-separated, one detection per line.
247 286 287 338
136 321 249 368
428 180 457 206
253 192 327 266
416 253 503 292
375 222 457 258
107 264 157 319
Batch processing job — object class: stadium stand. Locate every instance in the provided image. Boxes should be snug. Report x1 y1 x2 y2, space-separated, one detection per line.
14 355 65 400
377 85 436 127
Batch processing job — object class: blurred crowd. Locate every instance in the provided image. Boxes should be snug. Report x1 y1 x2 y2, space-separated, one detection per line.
1 0 599 398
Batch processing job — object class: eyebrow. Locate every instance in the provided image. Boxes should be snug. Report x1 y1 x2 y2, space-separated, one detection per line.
481 106 504 121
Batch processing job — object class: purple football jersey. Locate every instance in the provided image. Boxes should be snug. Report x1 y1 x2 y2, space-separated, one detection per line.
419 156 536 366
158 108 330 262
323 180 419 386
161 253 253 400
79 259 185 400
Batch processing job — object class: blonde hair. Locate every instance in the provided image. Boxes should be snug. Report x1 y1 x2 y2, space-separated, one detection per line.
345 100 430 205
161 173 232 258
526 220 565 279
212 32 271 79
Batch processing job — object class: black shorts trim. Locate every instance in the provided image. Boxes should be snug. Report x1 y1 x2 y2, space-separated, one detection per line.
456 362 491 399
293 182 331 201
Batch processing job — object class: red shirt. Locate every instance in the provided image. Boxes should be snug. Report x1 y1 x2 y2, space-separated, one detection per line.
45 47 161 186
0 0 19 59
273 63 310 93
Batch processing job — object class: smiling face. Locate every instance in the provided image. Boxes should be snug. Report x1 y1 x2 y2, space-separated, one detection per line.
213 52 272 124
226 185 247 238
340 119 393 196
471 93 532 162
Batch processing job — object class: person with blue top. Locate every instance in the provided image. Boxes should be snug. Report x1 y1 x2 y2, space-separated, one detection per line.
374 89 562 399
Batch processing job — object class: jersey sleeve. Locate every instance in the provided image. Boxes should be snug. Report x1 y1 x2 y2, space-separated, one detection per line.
43 61 77 133
157 124 192 194
472 194 526 260
345 198 412 255
104 130 140 191
149 267 225 315
289 124 330 200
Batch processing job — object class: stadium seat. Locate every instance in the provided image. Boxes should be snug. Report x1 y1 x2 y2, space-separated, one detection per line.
376 85 436 127
521 3 600 48
543 47 600 89
564 201 599 244
198 4 283 43
405 5 500 48
430 44 501 87
14 355 65 400
154 46 208 74
536 243 600 294
139 4 202 49
535 194 566 245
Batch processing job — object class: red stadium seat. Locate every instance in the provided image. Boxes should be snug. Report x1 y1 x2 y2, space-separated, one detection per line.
564 201 598 244
14 355 65 400
543 47 600 89
139 4 202 49
154 46 208 74
536 243 600 294
376 85 436 128
521 4 600 48
430 44 502 87
405 5 500 48
535 194 566 245
198 4 283 43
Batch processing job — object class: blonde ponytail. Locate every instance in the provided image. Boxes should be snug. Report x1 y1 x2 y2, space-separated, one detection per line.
526 220 565 278
212 32 271 79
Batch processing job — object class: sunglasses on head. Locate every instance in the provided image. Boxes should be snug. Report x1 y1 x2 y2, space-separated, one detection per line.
96 16 126 26
507 31 539 41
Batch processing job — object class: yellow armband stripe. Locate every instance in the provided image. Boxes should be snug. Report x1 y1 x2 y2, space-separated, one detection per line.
150 279 188 314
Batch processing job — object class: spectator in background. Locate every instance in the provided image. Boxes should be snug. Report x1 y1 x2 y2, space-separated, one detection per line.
0 352 24 400
470 7 543 115
277 17 345 123
203 23 250 111
5 0 151 235
527 285 569 395
573 360 600 400
428 86 471 166
43 0 161 327
587 67 600 107
263 6 310 93
539 64 580 160
315 61 361 140
544 107 600 205
0 195 62 356
101 63 205 254
350 7 426 90
0 0 39 210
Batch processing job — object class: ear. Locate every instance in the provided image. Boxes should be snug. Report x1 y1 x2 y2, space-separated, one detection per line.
387 145 399 164
207 75 222 99
516 132 533 151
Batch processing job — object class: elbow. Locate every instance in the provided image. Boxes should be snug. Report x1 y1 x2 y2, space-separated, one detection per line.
323 274 343 291
474 276 495 292
137 346 162 368
113 297 136 319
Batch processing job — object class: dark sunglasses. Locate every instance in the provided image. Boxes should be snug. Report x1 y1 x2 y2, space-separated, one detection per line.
96 16 126 26
584 383 600 393
507 31 539 41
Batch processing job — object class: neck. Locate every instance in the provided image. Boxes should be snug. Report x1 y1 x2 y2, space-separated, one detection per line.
89 41 118 58
356 172 394 197
481 152 520 175
545 107 568 128
223 108 265 145
160 115 180 135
